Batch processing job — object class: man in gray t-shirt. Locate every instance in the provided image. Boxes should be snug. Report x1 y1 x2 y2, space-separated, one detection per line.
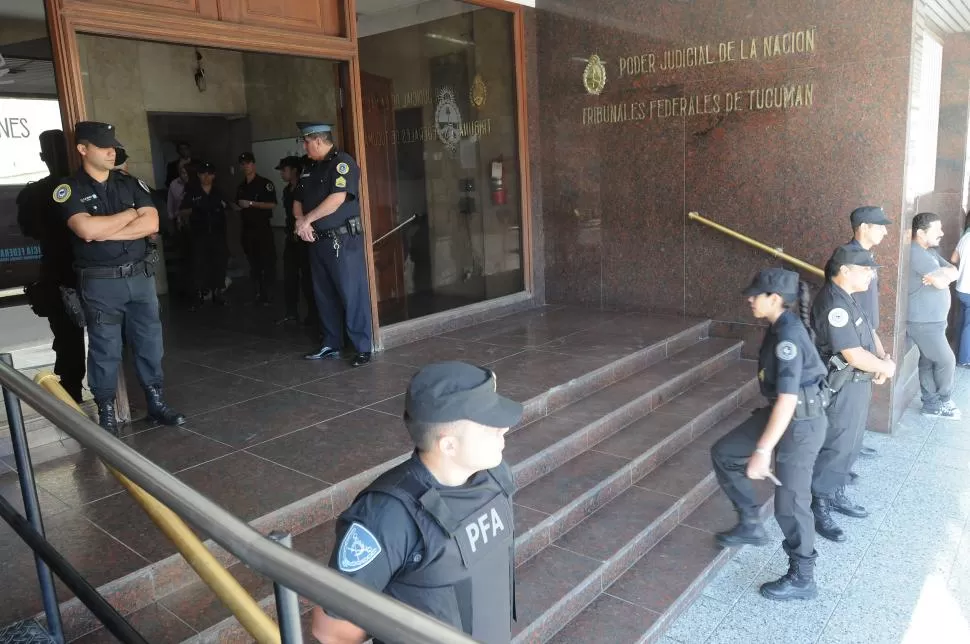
908 212 960 419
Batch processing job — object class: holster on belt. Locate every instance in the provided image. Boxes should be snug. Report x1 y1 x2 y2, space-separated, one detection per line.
59 287 86 328
824 353 853 394
793 384 829 420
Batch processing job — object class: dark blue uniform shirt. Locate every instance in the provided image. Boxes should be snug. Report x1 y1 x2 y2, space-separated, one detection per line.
180 186 229 235
54 169 154 268
758 310 826 399
294 149 360 231
236 174 277 226
810 281 876 363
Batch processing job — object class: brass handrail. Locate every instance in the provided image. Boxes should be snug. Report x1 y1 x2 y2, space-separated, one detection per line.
35 373 282 644
688 211 825 278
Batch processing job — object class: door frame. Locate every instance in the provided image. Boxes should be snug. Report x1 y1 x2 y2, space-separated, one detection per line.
44 0 534 349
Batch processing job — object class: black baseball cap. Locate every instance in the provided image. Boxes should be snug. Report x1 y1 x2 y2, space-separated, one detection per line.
275 156 302 170
742 268 799 301
238 152 255 163
829 244 879 269
405 362 523 430
197 161 216 174
850 206 892 228
74 121 122 149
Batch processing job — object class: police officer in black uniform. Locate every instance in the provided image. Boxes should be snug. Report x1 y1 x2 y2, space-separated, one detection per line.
276 155 316 326
294 122 373 367
55 121 185 435
311 361 520 643
179 161 229 309
17 130 85 403
235 152 278 305
810 245 896 542
711 269 829 601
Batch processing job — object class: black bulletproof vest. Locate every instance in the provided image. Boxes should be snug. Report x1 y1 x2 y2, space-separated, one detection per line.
364 456 516 644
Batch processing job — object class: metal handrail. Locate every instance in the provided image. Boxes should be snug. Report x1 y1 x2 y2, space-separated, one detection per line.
0 361 476 644
688 211 825 278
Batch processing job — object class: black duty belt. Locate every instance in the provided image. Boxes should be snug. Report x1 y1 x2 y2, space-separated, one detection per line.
76 260 151 280
851 371 874 383
320 224 351 238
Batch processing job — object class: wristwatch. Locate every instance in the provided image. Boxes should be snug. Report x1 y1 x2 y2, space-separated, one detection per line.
754 447 772 456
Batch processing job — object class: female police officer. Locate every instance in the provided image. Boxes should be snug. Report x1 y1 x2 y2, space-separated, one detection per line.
711 268 828 601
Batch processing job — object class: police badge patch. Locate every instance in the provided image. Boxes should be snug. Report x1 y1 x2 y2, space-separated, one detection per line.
266 182 275 192
828 308 849 328
776 341 797 361
336 162 350 175
335 176 347 188
338 523 382 572
52 184 71 203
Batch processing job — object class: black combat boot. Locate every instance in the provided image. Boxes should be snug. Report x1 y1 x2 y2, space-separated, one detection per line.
715 511 771 547
96 398 119 436
145 385 185 426
760 548 818 601
832 485 869 518
812 497 846 542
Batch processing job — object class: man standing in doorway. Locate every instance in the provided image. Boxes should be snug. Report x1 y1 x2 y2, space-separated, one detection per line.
276 155 316 327
294 122 372 367
165 142 194 188
236 152 278 305
54 121 184 435
908 212 961 419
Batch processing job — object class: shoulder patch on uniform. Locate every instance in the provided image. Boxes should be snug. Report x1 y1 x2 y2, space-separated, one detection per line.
828 308 849 328
266 182 275 192
336 162 350 175
335 176 347 188
52 184 71 203
776 340 797 361
137 179 151 193
337 522 382 573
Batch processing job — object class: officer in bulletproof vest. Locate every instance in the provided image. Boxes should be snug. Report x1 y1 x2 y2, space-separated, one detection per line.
294 122 373 368
16 129 85 403
809 244 896 542
178 161 229 309
711 268 829 601
235 151 278 306
54 121 185 435
311 361 521 644
276 155 317 327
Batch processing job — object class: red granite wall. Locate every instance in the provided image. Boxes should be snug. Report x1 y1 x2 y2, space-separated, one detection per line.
533 0 915 431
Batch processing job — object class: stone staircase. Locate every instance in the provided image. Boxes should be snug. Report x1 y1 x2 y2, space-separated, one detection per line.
27 315 766 643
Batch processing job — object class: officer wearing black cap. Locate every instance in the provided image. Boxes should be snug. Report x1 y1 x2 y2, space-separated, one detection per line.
276 155 316 326
311 361 521 643
294 122 372 367
17 130 85 403
828 206 894 462
235 151 278 305
179 161 228 309
810 244 896 542
711 268 828 601
54 121 184 434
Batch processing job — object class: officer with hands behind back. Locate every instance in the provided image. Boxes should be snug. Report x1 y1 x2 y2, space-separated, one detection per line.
294 122 373 368
711 268 829 601
54 121 185 435
311 361 521 644
809 245 895 543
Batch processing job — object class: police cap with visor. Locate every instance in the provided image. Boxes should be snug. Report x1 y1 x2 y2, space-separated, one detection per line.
849 206 892 228
829 244 880 270
404 362 523 431
74 121 123 148
742 267 799 303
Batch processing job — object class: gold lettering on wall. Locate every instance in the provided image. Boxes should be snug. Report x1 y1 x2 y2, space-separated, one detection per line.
581 84 815 125
616 27 816 78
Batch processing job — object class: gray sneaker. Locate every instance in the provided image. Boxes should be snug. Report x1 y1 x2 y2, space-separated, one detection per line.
922 402 962 420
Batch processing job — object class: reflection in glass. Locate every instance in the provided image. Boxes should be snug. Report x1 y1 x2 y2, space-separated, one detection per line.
358 0 524 324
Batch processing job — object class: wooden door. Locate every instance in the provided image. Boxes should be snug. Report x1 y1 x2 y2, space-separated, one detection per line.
360 71 406 321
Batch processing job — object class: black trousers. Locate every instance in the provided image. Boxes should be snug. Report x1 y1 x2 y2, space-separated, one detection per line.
308 232 373 353
48 303 85 401
240 223 277 297
283 239 315 318
712 406 827 558
811 379 872 499
191 231 228 292
79 272 164 402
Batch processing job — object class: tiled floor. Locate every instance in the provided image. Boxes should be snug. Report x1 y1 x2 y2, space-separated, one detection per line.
662 368 970 644
0 301 690 629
